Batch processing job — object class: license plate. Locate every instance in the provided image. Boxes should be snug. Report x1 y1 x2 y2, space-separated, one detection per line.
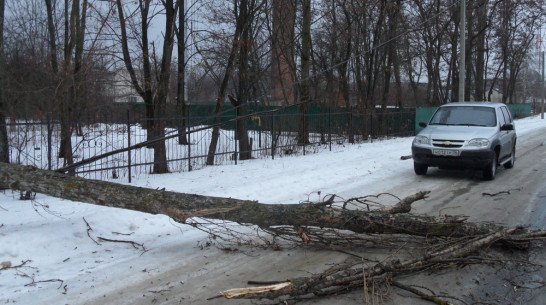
432 149 460 157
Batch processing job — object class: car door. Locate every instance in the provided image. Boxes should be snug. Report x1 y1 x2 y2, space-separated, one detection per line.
498 106 513 159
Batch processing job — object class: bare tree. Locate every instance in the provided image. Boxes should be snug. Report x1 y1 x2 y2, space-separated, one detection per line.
472 0 488 101
175 0 189 145
43 0 90 172
338 1 355 143
411 0 453 106
495 0 541 104
153 0 177 173
231 0 266 161
0 0 8 163
297 0 311 145
205 0 259 165
377 0 403 133
3 162 546 303
3 0 545 173
271 0 296 104
114 0 178 173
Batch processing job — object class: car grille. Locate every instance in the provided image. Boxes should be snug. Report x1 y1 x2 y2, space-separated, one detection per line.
432 139 464 148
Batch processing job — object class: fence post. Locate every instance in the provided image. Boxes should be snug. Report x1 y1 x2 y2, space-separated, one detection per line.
328 107 332 151
302 109 306 156
127 110 132 183
370 111 373 141
187 108 191 171
258 118 262 148
271 114 275 160
47 113 52 170
234 107 238 165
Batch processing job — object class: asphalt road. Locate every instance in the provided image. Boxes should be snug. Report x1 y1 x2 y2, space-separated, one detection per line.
383 124 546 305
411 125 546 228
87 125 546 305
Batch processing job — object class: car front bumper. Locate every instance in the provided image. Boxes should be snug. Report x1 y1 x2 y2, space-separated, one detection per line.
412 146 494 169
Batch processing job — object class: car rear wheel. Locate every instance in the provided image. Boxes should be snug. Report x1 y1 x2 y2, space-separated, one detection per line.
483 152 498 180
414 162 428 175
504 145 516 169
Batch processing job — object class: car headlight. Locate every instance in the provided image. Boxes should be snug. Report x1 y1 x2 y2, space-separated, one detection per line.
413 135 430 146
467 138 489 148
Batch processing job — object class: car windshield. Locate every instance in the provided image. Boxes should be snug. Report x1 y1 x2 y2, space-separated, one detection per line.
429 106 496 127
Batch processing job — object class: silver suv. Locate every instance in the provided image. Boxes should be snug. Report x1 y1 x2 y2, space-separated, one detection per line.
411 102 516 180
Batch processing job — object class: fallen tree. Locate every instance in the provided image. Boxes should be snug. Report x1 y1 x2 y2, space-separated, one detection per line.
0 162 497 237
1 162 545 303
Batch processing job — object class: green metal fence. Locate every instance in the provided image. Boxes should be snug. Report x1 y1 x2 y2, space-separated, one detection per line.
144 102 417 137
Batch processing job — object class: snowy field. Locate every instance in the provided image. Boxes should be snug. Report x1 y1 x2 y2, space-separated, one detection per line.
1 114 545 304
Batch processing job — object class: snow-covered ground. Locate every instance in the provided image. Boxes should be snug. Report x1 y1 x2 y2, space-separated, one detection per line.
1 114 545 304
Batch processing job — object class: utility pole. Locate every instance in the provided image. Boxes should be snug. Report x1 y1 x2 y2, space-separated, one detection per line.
540 51 544 120
458 0 466 102
539 27 544 119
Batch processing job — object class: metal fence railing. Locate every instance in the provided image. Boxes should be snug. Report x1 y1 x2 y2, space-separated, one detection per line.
5 105 416 182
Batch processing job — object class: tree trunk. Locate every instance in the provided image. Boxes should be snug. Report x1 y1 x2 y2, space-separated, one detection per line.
206 3 245 166
0 162 501 238
229 95 251 160
2 162 544 303
115 0 154 143
115 0 174 172
464 0 472 102
150 0 177 174
0 0 8 163
176 0 189 145
474 0 487 101
339 3 354 143
58 0 86 172
298 0 311 145
271 0 295 104
235 0 251 161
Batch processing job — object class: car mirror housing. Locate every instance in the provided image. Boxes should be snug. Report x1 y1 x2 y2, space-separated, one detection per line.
500 123 514 131
419 122 427 128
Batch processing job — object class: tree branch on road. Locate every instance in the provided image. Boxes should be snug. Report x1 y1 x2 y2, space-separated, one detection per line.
2 162 545 303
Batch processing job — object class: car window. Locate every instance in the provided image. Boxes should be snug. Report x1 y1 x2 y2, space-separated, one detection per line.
501 106 513 124
429 106 497 127
498 107 507 126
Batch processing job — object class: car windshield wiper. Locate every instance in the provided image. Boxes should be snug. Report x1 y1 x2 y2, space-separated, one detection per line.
429 123 456 126
454 123 488 127
430 123 488 127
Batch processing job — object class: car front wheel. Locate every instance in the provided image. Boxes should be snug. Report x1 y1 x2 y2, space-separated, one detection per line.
483 152 498 180
414 162 428 175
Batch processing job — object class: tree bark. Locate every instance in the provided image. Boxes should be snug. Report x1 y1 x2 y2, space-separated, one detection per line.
474 0 487 101
1 162 500 237
339 3 354 143
234 0 252 161
229 95 251 160
271 0 295 104
150 0 177 174
176 0 189 145
297 0 311 145
0 0 8 163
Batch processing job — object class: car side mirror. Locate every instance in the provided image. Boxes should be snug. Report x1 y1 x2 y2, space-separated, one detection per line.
500 123 514 131
419 122 427 128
